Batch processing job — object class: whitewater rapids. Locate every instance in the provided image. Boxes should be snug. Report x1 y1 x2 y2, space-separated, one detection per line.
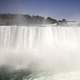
0 25 80 80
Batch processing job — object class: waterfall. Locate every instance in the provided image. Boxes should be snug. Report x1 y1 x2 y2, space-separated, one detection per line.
0 25 80 80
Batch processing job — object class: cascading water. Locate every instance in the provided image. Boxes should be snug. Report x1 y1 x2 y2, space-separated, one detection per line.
0 25 80 80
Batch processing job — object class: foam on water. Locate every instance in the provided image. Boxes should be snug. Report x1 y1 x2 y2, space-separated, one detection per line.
0 25 80 80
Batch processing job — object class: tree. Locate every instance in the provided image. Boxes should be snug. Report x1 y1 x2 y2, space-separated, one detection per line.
46 17 57 24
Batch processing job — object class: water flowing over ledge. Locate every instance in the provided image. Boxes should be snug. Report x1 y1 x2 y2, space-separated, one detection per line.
0 25 80 80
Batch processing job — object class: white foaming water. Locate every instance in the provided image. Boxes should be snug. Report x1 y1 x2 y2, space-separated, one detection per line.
0 25 80 79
